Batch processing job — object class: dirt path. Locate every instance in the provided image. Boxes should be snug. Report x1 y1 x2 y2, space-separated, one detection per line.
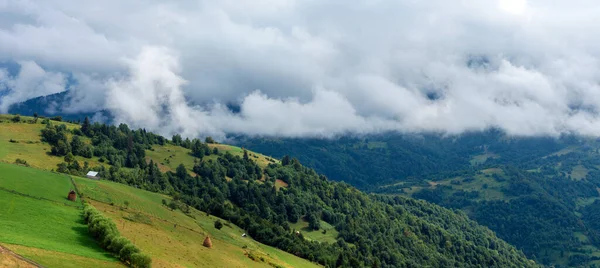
0 244 43 268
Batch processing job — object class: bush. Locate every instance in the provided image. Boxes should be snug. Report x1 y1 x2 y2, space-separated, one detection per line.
130 253 152 268
214 219 224 230
119 243 140 262
82 204 151 267
11 114 21 123
9 139 18 143
14 159 29 166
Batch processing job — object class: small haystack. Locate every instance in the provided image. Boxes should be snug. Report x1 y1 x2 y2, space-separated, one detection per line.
67 190 77 201
203 236 213 248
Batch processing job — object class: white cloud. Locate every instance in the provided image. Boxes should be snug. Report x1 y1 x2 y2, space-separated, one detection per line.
0 61 65 112
2 0 600 138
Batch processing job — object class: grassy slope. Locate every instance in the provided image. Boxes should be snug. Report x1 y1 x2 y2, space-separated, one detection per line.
0 162 122 267
0 116 104 170
289 220 339 244
74 176 319 268
0 117 320 267
146 143 279 174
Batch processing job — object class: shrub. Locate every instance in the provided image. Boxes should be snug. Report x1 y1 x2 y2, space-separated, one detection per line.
14 159 29 166
214 219 224 230
119 243 140 262
11 114 21 123
82 204 151 267
109 237 130 253
130 253 152 268
9 139 18 143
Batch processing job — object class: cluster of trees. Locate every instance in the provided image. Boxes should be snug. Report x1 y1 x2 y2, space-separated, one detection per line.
83 204 151 268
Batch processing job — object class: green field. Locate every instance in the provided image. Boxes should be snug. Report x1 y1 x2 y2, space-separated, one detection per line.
146 143 279 173
0 162 75 203
290 220 339 244
0 162 121 267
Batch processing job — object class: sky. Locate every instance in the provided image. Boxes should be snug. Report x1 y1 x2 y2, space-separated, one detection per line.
1 0 600 139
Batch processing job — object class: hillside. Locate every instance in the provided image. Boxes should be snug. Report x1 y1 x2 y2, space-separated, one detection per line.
238 133 600 267
0 114 536 267
0 156 317 268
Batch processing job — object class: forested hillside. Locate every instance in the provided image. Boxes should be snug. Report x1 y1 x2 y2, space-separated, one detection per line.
238 132 600 267
2 115 535 267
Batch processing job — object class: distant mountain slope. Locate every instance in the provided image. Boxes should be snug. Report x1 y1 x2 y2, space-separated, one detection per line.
7 91 109 122
0 115 536 267
238 133 600 266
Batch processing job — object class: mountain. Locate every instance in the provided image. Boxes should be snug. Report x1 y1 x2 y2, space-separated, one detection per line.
237 133 600 266
0 114 535 267
7 91 110 122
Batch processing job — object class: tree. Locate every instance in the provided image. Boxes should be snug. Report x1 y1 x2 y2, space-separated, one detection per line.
64 152 75 163
176 164 187 179
52 140 71 156
168 200 178 211
11 114 20 123
81 116 91 136
205 136 215 144
214 219 223 230
282 155 291 166
130 253 152 268
162 199 167 206
307 213 321 230
71 136 85 155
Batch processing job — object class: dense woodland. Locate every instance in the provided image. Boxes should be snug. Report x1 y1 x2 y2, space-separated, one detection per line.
38 118 534 268
239 132 600 267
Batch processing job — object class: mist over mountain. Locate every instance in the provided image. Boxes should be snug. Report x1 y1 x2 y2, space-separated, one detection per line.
2 1 600 140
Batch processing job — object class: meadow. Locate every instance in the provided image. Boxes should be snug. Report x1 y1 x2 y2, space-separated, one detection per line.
0 117 104 170
0 162 122 267
146 143 279 174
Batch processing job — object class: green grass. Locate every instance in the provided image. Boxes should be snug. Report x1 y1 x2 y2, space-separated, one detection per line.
146 143 279 175
6 244 123 268
290 220 339 244
0 190 115 262
73 176 173 219
570 165 589 180
0 162 74 203
367 141 387 149
145 144 197 173
470 153 498 166
0 162 120 267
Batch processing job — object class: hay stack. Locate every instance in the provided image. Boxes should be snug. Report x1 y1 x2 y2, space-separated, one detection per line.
67 190 77 201
203 236 213 248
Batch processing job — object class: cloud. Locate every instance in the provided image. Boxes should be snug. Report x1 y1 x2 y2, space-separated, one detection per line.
2 0 600 138
0 61 66 112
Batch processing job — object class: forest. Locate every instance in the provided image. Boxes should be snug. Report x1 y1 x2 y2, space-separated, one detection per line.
238 132 600 267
